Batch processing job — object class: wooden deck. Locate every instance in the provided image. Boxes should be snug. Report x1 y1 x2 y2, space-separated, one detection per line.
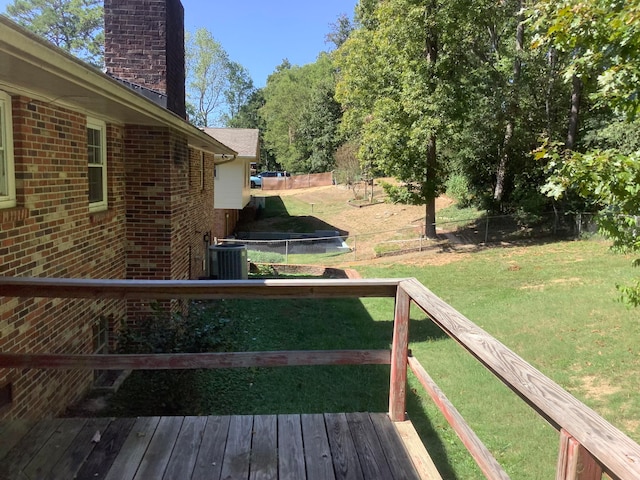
0 413 440 480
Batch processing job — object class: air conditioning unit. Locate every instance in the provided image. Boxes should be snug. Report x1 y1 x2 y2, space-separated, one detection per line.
208 244 248 280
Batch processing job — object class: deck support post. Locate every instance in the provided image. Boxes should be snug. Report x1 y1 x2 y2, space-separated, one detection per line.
556 429 603 480
389 285 410 422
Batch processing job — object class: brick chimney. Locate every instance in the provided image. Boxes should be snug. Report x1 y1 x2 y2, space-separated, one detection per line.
104 0 186 118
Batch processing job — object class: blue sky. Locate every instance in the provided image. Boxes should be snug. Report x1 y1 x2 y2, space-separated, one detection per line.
0 0 358 87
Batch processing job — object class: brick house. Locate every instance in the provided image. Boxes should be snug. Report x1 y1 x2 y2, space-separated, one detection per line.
0 0 238 419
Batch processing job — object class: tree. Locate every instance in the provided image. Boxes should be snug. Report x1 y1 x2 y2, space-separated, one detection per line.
325 13 355 50
296 81 343 173
186 28 232 127
222 61 255 125
260 55 336 172
6 0 103 66
533 0 640 304
336 0 474 238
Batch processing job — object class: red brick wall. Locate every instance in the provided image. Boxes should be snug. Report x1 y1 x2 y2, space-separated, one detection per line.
213 208 239 240
0 95 127 419
188 149 216 278
104 0 186 118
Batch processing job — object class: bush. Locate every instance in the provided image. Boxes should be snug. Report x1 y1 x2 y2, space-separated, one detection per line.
445 174 474 207
112 301 232 414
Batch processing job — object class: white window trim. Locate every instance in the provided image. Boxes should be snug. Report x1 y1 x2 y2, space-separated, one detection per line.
0 91 16 209
87 118 107 212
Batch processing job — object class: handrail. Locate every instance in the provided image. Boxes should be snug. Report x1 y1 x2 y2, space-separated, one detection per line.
399 278 640 480
0 350 391 369
2 276 640 479
0 277 401 299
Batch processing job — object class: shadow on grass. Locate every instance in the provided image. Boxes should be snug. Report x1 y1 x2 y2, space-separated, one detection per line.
238 195 349 236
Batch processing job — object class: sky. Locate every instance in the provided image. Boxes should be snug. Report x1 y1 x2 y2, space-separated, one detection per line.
0 0 358 88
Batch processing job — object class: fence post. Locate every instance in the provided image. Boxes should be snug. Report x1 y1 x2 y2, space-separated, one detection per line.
556 429 603 480
389 285 410 422
577 213 582 238
285 240 289 265
354 236 357 261
484 212 490 244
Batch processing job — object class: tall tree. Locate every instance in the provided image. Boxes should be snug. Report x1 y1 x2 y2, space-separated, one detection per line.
227 89 275 169
296 81 343 173
6 0 103 66
259 55 335 172
186 28 231 127
336 0 472 238
222 61 255 125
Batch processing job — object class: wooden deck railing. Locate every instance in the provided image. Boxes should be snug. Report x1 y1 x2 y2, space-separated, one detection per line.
1 276 640 480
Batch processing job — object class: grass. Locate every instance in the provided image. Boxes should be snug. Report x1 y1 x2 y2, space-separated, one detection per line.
358 239 640 478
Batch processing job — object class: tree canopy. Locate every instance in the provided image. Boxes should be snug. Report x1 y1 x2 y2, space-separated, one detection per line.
186 28 255 127
259 54 338 173
6 0 103 65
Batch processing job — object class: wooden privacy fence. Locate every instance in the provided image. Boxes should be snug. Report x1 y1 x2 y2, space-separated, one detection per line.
261 172 334 190
1 276 640 479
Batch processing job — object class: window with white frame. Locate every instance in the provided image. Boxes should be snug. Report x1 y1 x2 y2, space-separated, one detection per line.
87 118 107 211
0 91 16 209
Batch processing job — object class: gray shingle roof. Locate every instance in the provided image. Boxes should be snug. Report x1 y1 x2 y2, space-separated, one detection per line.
204 128 259 158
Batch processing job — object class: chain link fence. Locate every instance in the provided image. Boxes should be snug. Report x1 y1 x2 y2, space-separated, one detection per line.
219 211 598 266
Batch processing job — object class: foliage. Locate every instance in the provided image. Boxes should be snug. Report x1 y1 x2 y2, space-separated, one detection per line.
113 301 231 413
445 173 474 208
295 81 343 173
539 143 640 305
221 61 255 125
259 55 337 173
530 0 640 119
226 89 276 169
336 0 543 234
532 0 640 304
186 28 254 127
117 302 230 354
246 250 285 264
325 13 355 50
6 0 103 66
333 141 362 186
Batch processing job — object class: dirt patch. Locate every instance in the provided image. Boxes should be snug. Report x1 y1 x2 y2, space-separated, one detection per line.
579 374 622 402
249 182 462 266
256 182 454 235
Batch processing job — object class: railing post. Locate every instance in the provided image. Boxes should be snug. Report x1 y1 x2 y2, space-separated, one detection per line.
389 285 410 422
556 429 603 480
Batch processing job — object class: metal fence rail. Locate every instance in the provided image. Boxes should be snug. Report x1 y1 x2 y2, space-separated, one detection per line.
225 211 597 266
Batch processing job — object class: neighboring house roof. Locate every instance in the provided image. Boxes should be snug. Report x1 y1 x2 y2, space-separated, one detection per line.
204 128 259 159
0 16 236 156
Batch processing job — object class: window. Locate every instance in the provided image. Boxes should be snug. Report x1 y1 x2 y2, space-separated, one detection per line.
87 118 107 211
0 91 15 209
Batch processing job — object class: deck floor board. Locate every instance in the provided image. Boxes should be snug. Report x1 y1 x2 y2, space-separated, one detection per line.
0 413 431 480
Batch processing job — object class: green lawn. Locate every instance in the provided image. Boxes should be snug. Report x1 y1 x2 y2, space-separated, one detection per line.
358 239 640 478
110 238 639 479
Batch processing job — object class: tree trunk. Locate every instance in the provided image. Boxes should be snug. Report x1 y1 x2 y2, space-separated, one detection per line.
423 1 438 239
566 74 582 150
425 135 437 238
545 47 558 137
494 1 523 203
